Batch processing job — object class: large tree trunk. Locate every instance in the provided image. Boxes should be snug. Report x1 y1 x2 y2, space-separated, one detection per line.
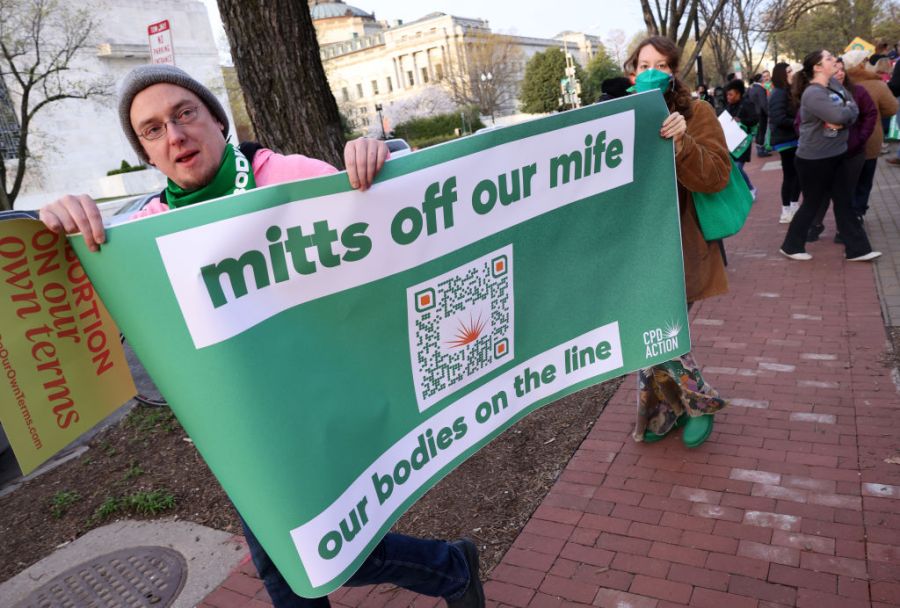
217 1 345 169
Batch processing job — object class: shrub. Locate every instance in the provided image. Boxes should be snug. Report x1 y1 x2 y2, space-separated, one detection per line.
106 160 147 176
393 107 484 142
407 134 459 149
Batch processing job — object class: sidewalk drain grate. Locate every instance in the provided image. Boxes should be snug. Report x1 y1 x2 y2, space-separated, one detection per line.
15 546 187 607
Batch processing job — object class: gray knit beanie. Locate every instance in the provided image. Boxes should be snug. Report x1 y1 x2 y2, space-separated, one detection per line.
118 64 229 162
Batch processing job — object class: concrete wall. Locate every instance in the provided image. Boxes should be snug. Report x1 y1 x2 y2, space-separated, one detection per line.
9 0 230 210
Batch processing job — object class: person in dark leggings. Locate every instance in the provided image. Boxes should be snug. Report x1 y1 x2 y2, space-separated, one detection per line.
780 49 881 262
807 57 876 243
768 63 801 223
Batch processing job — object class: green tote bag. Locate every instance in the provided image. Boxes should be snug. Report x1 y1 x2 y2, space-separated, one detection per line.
692 158 753 241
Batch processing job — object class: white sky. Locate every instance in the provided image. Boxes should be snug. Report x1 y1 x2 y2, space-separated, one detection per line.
353 1 646 39
201 1 647 55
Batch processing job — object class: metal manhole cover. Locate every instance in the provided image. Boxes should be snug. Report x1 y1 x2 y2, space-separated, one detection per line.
16 546 187 607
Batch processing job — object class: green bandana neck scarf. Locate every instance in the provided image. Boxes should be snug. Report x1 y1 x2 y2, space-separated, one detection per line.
164 143 256 209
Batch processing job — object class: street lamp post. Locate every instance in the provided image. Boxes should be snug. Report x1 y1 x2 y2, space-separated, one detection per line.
374 103 386 140
559 47 581 110
693 16 705 88
480 71 495 124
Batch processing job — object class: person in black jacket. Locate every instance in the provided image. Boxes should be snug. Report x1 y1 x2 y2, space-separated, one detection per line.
747 74 772 157
724 79 760 194
768 63 801 223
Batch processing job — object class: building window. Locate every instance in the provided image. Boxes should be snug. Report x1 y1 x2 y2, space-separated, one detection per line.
387 76 393 92
371 80 379 95
434 64 444 81
0 79 20 160
407 70 414 86
341 87 349 102
421 68 429 83
356 83 364 98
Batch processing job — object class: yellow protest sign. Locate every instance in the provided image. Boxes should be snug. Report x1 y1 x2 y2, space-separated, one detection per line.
0 218 135 474
844 37 875 54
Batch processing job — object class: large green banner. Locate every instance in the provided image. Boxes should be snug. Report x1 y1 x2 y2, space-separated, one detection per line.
72 91 688 596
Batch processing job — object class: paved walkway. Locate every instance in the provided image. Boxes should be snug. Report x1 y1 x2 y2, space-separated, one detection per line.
200 156 900 608
865 156 900 325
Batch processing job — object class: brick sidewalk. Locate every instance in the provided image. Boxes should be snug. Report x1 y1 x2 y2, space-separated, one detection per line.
201 158 900 608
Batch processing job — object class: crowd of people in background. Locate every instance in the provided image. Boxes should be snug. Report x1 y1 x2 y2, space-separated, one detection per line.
601 38 900 263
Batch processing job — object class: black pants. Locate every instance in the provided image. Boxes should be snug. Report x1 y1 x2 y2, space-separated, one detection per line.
756 114 768 147
778 147 801 206
782 153 873 259
853 158 878 216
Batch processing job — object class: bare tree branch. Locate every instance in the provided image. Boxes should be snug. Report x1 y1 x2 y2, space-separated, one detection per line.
441 32 523 119
681 0 728 79
0 0 110 209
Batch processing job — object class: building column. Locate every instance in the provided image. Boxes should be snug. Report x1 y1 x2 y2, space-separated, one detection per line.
395 55 405 89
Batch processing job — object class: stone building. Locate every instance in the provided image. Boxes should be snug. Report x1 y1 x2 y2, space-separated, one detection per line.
310 1 602 133
3 0 230 210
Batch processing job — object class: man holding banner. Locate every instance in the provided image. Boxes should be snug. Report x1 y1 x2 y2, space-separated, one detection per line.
38 65 484 608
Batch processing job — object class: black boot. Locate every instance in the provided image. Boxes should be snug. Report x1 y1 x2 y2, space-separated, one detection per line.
447 539 485 608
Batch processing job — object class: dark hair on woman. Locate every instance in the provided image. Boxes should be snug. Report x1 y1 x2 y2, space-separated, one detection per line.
771 62 796 114
724 79 746 96
790 49 824 113
771 62 791 90
623 36 694 118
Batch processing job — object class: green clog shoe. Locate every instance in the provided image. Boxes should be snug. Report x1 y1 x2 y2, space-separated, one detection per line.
682 414 714 448
642 429 668 443
642 413 687 443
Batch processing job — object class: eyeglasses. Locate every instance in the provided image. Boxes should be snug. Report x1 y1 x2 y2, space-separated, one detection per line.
138 105 201 141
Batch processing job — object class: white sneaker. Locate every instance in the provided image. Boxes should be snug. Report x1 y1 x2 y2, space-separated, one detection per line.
788 201 800 219
847 251 882 262
780 249 812 261
751 188 758 201
882 143 891 155
779 207 792 223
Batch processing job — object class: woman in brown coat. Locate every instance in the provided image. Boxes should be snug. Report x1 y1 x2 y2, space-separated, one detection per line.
626 37 732 447
844 51 899 216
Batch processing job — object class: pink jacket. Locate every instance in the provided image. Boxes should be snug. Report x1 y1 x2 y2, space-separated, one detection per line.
133 148 337 218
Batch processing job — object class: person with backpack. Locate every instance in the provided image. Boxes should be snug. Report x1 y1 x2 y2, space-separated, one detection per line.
37 64 484 608
723 79 759 196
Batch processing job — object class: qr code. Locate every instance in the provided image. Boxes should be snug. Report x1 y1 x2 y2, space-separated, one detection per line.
407 245 514 412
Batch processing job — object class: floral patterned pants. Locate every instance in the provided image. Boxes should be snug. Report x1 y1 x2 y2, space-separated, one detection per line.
633 352 728 442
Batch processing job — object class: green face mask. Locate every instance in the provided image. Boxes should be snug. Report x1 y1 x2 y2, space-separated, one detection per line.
627 68 673 94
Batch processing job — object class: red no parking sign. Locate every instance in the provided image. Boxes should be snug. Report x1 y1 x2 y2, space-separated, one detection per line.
148 19 175 65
